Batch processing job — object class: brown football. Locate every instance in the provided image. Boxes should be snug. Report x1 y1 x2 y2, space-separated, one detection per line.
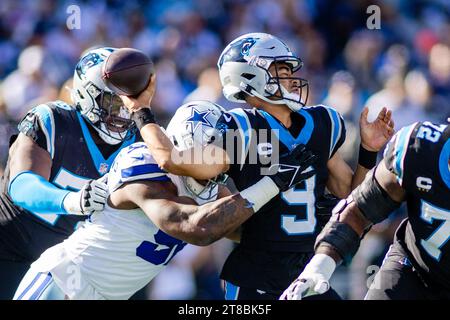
102 48 154 97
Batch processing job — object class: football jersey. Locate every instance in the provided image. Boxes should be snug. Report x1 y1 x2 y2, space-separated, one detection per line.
0 101 137 261
217 105 345 292
384 121 450 289
33 142 215 299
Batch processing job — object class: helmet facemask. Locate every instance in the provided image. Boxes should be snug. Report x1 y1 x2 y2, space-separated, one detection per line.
72 47 136 145
250 55 309 111
80 81 136 145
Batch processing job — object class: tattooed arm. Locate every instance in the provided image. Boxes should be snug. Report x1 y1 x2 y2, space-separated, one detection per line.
110 180 254 246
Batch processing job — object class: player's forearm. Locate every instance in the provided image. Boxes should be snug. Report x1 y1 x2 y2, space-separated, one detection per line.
351 164 369 191
189 194 254 246
139 123 182 174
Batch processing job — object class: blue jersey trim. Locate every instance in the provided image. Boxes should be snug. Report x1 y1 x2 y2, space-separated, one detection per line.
439 138 450 189
258 109 314 151
327 107 342 156
228 109 252 169
394 124 416 184
121 163 167 179
33 104 55 159
224 281 240 300
77 113 136 174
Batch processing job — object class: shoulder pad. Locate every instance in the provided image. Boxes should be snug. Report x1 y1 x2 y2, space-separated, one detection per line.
108 142 169 192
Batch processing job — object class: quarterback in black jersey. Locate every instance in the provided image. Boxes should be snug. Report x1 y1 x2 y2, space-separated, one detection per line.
282 121 450 300
121 33 394 299
0 47 139 299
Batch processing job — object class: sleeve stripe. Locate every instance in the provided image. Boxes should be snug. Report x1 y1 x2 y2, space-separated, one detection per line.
394 122 418 184
229 109 252 170
121 174 170 183
325 107 342 158
34 104 55 159
121 163 166 179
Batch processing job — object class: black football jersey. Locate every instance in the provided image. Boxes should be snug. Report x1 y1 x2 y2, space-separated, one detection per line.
384 121 450 289
217 105 345 292
0 101 138 261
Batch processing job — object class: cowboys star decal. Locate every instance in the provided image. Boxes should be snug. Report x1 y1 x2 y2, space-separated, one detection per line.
185 107 213 133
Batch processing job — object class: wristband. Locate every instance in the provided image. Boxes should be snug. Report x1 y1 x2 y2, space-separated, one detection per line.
358 144 377 169
302 253 336 281
239 176 279 213
131 108 156 130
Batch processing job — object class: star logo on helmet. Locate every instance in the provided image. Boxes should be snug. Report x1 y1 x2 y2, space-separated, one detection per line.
185 108 213 133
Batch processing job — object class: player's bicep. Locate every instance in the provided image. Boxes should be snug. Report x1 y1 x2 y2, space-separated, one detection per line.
9 133 52 181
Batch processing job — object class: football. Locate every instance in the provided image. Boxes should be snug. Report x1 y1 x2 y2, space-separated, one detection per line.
102 48 154 97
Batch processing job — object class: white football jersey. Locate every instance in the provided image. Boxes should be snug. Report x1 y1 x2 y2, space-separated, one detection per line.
31 142 217 300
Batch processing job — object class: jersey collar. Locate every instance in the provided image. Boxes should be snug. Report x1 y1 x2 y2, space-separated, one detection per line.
258 108 314 151
77 113 136 175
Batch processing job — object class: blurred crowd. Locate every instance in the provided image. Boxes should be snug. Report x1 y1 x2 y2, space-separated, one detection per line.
0 0 449 299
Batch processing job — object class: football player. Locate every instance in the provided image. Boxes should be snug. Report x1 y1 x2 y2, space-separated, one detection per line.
281 121 449 300
13 101 316 300
0 47 139 299
121 33 394 299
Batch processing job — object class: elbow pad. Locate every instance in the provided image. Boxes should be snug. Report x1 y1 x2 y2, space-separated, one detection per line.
9 171 70 214
314 216 361 266
352 167 402 224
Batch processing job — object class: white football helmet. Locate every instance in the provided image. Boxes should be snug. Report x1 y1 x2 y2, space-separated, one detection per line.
71 47 135 145
218 32 309 111
166 100 228 201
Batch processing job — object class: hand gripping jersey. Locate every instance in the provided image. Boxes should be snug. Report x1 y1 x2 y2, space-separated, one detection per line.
0 101 138 262
384 121 450 290
216 105 345 293
30 142 215 299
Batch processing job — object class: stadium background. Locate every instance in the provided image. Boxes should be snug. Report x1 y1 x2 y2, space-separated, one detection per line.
0 0 449 299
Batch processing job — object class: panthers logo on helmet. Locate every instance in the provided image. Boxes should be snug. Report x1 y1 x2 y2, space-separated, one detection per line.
218 37 258 66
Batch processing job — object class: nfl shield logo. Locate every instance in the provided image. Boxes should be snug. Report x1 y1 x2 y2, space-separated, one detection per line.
99 163 109 174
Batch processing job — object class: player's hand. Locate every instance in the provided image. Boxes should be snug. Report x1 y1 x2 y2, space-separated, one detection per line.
279 273 330 300
279 254 336 300
62 175 109 215
268 144 317 192
120 74 156 113
359 107 395 152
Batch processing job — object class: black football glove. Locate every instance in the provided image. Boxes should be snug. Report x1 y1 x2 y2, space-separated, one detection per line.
267 144 317 192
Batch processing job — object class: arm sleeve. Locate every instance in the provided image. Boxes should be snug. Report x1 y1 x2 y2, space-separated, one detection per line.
8 171 70 215
17 104 56 159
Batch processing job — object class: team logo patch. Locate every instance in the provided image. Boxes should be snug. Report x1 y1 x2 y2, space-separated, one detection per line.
185 107 213 134
99 163 109 175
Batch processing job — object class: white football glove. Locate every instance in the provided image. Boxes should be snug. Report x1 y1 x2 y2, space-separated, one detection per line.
279 254 336 300
62 175 109 215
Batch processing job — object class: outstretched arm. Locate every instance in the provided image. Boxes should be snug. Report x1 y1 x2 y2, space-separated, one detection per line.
326 107 395 198
111 179 255 246
120 76 229 179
